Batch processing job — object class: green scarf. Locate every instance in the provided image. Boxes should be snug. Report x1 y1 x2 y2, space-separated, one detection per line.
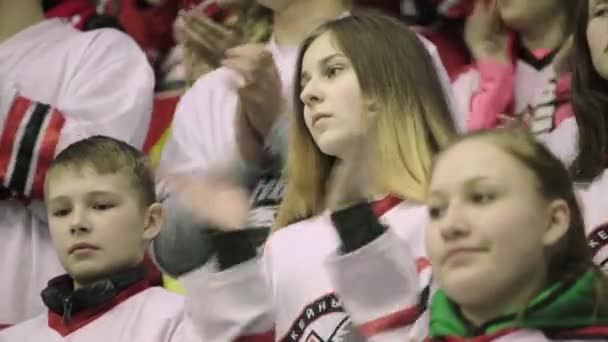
429 269 608 338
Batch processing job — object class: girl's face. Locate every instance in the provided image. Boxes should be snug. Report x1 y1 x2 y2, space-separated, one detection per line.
497 0 563 31
587 0 608 79
426 139 569 316
299 32 367 159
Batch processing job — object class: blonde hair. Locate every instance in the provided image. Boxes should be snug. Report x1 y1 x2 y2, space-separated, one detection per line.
274 11 456 229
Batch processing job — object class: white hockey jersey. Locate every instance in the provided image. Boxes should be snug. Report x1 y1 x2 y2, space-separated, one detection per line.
182 198 432 341
0 18 154 326
324 231 608 342
452 48 578 164
578 169 608 272
0 286 199 342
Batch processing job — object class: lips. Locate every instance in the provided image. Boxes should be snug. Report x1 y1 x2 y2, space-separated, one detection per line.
312 113 331 126
68 242 99 254
443 247 485 263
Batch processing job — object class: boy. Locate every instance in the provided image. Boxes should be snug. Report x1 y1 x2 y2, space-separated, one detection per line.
0 0 154 326
0 136 198 341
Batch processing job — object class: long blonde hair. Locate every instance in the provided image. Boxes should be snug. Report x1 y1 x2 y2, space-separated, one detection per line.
274 11 457 229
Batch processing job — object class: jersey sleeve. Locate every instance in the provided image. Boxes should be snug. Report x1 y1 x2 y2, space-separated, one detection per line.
182 256 275 342
159 68 241 176
326 223 432 341
0 33 154 199
452 59 515 132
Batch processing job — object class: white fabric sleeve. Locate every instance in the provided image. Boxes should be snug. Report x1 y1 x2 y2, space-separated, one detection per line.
0 30 153 200
181 257 275 342
326 228 431 341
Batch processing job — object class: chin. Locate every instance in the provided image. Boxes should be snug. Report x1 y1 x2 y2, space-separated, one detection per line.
597 65 608 81
315 134 348 158
439 267 493 304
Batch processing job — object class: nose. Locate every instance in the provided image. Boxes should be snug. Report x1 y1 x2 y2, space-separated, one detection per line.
437 201 470 241
69 207 91 236
300 78 324 108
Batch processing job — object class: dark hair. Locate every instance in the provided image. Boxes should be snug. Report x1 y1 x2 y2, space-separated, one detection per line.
82 14 124 31
48 136 156 207
571 0 608 182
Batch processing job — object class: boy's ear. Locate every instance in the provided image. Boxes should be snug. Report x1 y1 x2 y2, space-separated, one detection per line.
142 203 163 242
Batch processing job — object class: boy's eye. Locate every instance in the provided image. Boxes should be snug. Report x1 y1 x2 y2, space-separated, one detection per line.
92 203 115 211
52 209 70 217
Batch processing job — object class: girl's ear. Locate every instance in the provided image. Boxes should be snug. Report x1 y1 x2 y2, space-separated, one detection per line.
542 199 570 248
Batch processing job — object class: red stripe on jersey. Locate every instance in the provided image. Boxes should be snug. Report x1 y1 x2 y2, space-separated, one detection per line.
48 279 150 336
370 195 402 217
357 305 419 337
416 257 431 273
235 329 275 342
0 97 31 184
550 325 608 338
30 109 65 198
0 324 12 330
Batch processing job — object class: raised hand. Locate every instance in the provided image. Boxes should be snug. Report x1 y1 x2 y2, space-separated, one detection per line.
464 0 510 64
223 44 285 139
167 169 250 232
175 4 244 83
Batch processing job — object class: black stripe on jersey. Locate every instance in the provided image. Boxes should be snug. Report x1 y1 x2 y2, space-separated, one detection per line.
588 223 608 256
8 103 49 194
518 45 559 71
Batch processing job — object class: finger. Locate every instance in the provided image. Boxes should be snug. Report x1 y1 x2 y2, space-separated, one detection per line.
221 57 255 87
224 44 267 59
183 11 237 41
182 23 222 57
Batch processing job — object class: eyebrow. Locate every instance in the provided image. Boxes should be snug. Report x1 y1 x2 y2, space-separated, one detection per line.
48 191 117 203
300 53 346 84
428 176 491 198
592 0 608 7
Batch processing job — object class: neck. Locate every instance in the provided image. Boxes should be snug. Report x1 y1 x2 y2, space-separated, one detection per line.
460 267 548 327
272 1 349 47
0 0 45 45
518 12 568 51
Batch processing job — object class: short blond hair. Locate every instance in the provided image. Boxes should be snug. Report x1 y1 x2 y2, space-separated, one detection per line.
46 136 156 207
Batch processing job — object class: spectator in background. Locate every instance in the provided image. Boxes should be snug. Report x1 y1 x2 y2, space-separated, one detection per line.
453 0 578 164
570 0 608 272
43 0 123 30
400 0 474 80
0 0 154 327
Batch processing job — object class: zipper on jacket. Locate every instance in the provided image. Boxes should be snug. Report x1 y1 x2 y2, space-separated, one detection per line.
62 295 73 324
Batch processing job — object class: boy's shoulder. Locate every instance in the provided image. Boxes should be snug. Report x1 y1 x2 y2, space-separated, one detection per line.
130 286 185 316
0 314 48 341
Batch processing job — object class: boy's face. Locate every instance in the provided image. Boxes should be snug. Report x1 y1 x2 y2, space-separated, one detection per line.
45 166 161 287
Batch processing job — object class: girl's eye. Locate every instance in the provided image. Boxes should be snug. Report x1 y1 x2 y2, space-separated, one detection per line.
470 192 495 204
